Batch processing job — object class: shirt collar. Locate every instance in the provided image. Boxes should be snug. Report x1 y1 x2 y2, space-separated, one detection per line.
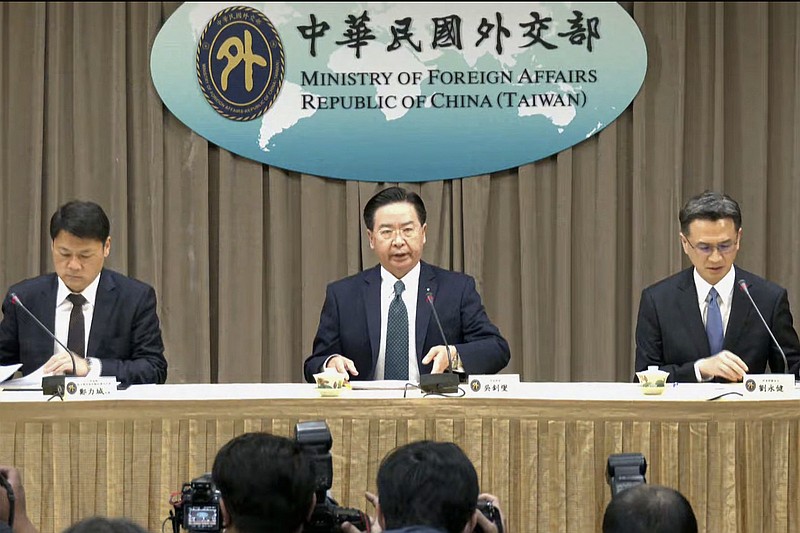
380 262 421 292
693 265 736 304
57 271 101 307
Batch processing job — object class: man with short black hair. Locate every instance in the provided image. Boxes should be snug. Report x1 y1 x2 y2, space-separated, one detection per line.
304 186 510 382
602 484 697 533
0 200 167 385
635 191 800 382
342 440 505 533
212 432 316 533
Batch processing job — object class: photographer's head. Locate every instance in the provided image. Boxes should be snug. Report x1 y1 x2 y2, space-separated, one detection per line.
211 432 315 533
602 484 697 533
62 516 148 533
376 441 478 533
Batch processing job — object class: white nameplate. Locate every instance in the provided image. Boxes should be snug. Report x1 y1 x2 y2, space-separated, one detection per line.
742 374 795 398
464 374 520 396
62 377 117 400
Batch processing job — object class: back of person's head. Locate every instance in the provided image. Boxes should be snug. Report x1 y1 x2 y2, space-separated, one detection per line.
363 186 427 230
602 484 698 533
377 440 478 533
211 432 315 533
62 516 149 533
50 200 110 242
679 190 742 235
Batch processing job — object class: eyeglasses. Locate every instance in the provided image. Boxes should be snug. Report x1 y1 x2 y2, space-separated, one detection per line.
682 235 738 256
376 225 420 242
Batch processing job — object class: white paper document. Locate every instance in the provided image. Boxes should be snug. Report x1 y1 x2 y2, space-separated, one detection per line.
0 364 22 384
2 364 47 388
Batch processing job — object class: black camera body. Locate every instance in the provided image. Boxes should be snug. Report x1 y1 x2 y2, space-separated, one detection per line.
475 499 503 533
304 496 370 533
170 473 222 533
168 421 368 533
606 453 647 497
296 421 370 533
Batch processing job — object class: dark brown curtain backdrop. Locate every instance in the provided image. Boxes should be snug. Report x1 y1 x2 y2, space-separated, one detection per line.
1 2 799 384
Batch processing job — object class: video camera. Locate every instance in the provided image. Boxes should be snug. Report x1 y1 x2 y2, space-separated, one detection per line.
297 420 370 533
606 453 647 497
168 473 221 533
167 421 369 533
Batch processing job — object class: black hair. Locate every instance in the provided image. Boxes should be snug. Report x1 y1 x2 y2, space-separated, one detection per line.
62 516 150 533
377 440 478 533
363 186 427 230
49 200 110 242
679 191 742 236
211 432 315 533
602 484 698 533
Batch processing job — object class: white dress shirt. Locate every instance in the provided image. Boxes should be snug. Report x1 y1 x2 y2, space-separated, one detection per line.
54 274 103 377
692 266 736 382
373 262 421 382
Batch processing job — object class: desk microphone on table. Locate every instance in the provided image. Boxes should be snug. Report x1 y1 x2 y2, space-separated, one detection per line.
737 280 790 375
419 288 461 394
10 292 79 394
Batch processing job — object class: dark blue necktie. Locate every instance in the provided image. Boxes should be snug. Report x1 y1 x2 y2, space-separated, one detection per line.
384 280 409 380
706 288 724 355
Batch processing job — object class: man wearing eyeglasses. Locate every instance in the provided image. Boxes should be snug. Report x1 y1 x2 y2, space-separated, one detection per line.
635 191 800 382
303 186 510 382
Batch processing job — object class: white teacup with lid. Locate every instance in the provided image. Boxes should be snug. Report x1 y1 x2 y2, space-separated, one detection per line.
635 365 670 395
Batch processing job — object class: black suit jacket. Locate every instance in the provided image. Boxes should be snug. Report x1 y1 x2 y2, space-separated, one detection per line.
0 269 167 385
303 262 510 382
635 266 800 382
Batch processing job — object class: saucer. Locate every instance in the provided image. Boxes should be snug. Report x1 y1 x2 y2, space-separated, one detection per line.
315 387 346 397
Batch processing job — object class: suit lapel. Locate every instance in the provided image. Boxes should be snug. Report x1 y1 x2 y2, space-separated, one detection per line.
415 263 435 362
88 270 117 357
725 275 751 350
39 274 58 335
363 267 382 370
677 269 712 358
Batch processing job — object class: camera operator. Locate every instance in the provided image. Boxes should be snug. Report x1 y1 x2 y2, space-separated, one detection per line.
341 441 506 533
0 466 37 533
211 432 316 533
602 484 697 533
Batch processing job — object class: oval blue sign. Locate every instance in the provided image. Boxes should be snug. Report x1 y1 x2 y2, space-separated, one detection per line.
150 3 648 182
196 5 285 121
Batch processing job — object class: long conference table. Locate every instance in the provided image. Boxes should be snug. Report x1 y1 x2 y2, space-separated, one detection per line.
1 381 799 533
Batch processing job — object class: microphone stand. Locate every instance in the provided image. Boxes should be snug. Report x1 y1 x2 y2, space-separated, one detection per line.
737 280 791 374
419 289 461 394
11 293 80 397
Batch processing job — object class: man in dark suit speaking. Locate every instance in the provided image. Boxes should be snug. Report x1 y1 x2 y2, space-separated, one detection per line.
0 200 167 385
304 187 510 382
635 191 800 382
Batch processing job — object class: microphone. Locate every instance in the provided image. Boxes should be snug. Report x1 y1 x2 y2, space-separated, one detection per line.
10 292 78 392
418 288 461 394
426 290 454 372
737 280 790 374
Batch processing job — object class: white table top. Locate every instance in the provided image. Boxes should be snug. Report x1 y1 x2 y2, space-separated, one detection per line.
2 380 798 403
